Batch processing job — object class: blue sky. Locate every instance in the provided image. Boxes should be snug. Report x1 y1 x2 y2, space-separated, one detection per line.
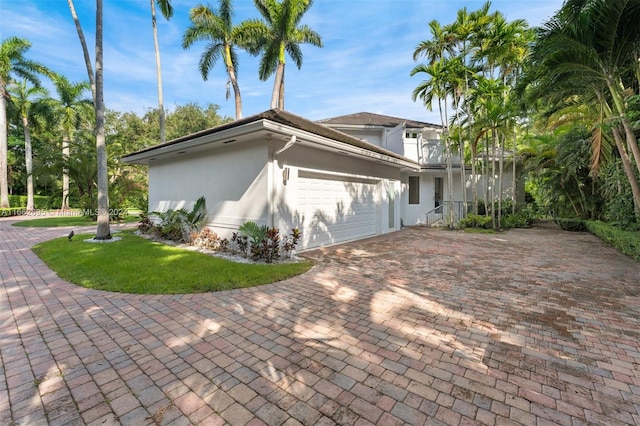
0 0 563 124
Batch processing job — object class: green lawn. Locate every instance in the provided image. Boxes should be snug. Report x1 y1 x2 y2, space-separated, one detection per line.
12 215 139 227
32 233 313 294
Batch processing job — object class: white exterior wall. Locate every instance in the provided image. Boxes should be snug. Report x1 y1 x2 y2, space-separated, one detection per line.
272 143 403 248
400 171 470 225
473 167 524 203
148 143 269 238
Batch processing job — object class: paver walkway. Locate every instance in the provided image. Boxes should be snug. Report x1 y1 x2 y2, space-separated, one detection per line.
1 218 639 426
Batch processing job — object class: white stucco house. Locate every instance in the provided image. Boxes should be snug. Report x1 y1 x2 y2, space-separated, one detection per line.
123 109 521 250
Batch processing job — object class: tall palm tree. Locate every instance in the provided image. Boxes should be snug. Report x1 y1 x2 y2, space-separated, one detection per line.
182 0 253 120
151 0 173 142
0 37 46 208
7 80 49 211
411 58 456 227
250 0 322 110
67 0 110 238
529 0 640 217
48 75 93 209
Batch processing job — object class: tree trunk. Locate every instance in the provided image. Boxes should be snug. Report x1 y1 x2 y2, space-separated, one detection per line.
444 99 454 227
498 133 504 229
0 87 9 208
471 143 478 215
484 133 489 216
62 136 70 209
150 0 166 143
621 116 640 176
22 116 34 211
224 44 242 120
68 0 96 104
270 62 284 110
95 0 111 239
491 129 496 229
612 127 640 219
278 66 285 110
512 135 517 214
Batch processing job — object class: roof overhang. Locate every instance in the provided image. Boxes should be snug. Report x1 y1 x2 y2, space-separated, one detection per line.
122 112 420 172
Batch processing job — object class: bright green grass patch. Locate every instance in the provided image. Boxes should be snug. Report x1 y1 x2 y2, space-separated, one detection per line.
33 233 313 294
13 215 139 227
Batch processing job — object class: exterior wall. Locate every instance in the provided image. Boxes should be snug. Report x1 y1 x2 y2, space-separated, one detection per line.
400 171 468 225
473 166 525 204
272 143 403 248
148 143 269 239
384 124 405 156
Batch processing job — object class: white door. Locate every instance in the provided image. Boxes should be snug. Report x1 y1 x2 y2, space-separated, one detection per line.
296 171 379 249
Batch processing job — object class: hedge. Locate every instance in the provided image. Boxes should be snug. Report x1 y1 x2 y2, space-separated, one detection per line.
585 220 640 262
9 195 52 209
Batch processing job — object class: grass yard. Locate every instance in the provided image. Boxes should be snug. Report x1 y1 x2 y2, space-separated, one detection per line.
13 215 139 227
33 232 313 294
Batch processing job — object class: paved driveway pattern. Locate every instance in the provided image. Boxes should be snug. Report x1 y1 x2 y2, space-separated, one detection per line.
1 219 639 426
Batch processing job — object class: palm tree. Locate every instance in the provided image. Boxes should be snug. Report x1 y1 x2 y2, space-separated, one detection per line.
182 0 253 120
529 0 640 217
411 58 456 227
67 0 110 239
250 0 322 110
7 80 49 211
48 75 93 209
151 0 173 142
0 37 47 208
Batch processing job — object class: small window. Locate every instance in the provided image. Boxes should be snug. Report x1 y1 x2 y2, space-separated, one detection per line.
409 176 420 204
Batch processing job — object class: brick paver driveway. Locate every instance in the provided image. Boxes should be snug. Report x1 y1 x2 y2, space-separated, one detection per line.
1 219 639 425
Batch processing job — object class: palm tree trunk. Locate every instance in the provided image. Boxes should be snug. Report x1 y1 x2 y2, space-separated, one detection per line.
22 116 34 211
0 88 9 208
484 133 489 216
95 0 110 239
491 129 496 229
224 44 242 120
62 136 70 209
270 62 284 110
471 143 478 214
278 66 285 110
612 127 640 218
150 0 166 143
67 0 96 104
498 133 504 229
621 116 640 176
512 136 516 215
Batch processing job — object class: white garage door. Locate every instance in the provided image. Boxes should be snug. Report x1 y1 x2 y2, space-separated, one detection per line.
297 171 379 249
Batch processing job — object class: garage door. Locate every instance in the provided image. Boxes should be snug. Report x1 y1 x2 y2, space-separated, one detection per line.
297 171 379 249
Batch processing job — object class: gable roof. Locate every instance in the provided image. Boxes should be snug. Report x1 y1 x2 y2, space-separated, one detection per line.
318 112 441 129
122 109 419 168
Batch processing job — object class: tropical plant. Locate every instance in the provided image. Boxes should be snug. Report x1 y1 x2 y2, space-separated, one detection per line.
248 0 323 110
150 0 173 142
526 0 640 218
0 36 48 208
6 80 49 211
152 196 207 242
67 0 111 239
47 74 93 209
182 0 255 120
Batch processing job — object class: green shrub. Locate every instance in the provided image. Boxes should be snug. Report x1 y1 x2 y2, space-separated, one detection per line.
9 195 51 209
585 220 640 261
459 214 492 229
555 218 588 231
151 196 207 242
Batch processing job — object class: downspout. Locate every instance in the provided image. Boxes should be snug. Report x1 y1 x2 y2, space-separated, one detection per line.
271 135 297 228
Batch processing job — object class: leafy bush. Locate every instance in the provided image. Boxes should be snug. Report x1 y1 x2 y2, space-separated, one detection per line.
502 207 536 229
555 218 587 231
459 214 492 229
9 195 51 209
192 227 227 250
232 221 302 262
585 220 640 261
151 196 207 242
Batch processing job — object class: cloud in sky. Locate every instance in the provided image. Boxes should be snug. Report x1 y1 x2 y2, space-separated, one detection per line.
0 0 563 124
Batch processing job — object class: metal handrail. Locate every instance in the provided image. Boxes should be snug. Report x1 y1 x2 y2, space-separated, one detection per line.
425 201 471 227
